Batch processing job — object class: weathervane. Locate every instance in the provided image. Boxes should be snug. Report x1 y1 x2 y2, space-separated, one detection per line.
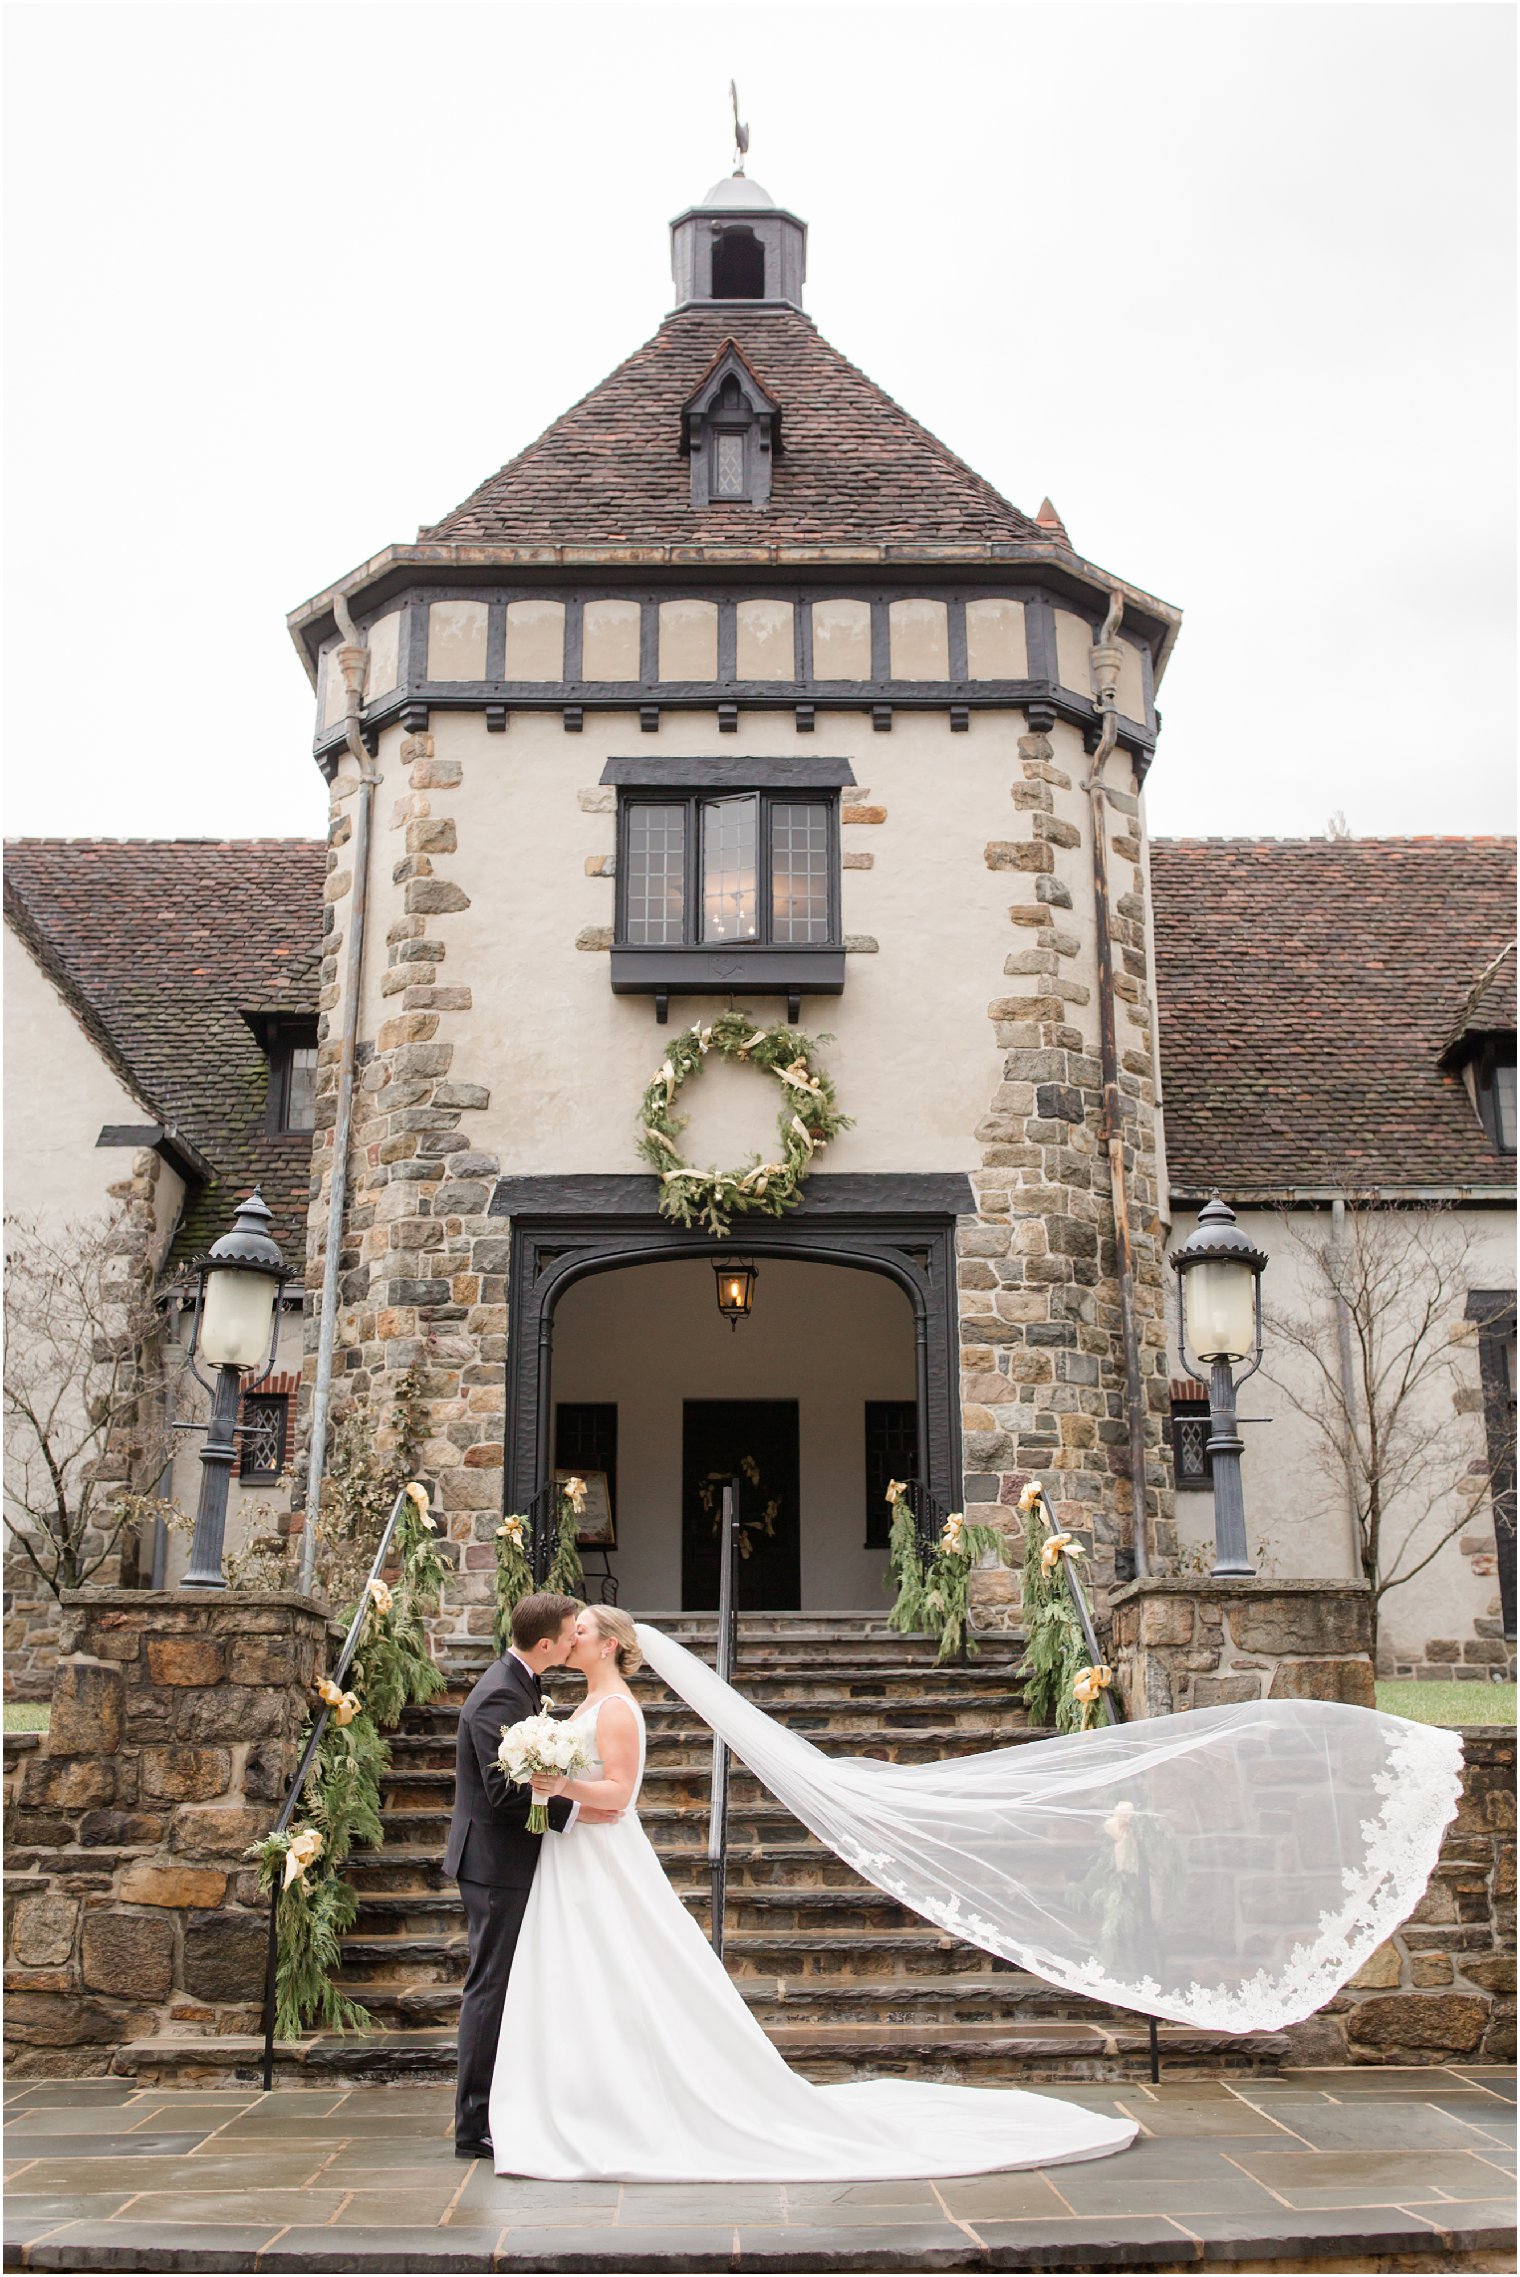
730 80 749 177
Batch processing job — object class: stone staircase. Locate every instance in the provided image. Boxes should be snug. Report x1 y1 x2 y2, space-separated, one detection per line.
123 1614 1288 2085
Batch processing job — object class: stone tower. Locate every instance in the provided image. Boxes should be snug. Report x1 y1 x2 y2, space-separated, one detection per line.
287 161 1181 1644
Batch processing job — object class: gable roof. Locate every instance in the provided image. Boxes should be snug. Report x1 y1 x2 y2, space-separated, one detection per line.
3 839 327 1264
419 307 1047 551
1150 837 1518 1200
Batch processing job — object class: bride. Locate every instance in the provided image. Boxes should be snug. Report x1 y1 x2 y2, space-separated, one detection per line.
488 1604 1462 2182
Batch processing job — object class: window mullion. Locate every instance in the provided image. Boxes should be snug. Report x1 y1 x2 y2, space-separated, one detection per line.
758 793 773 947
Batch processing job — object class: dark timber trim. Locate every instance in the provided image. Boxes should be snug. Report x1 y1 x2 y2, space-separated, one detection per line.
311 577 1161 782
497 1173 973 1522
600 755 856 790
95 1122 215 1183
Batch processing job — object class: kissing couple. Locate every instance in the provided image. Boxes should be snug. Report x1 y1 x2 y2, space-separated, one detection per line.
445 1591 1463 2183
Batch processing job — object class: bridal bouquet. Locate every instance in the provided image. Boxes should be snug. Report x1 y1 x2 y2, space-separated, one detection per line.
497 1710 589 1833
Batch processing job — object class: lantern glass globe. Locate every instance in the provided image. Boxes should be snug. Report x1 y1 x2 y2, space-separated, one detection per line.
1182 1257 1256 1366
200 1264 279 1370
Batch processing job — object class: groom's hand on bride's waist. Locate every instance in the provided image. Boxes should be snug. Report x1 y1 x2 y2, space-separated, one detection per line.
576 1805 624 1825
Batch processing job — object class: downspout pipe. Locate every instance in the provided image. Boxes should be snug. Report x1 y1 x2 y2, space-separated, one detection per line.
299 595 378 1593
1329 1194 1364 1581
1083 594 1152 1580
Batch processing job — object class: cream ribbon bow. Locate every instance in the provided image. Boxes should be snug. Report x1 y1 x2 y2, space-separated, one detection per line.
1040 1531 1085 1573
283 1827 324 1890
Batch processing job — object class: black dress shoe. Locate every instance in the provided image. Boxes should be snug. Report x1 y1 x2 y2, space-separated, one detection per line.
455 2138 492 2160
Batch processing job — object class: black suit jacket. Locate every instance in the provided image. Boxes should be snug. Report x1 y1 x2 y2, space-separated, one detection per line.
444 1652 571 1887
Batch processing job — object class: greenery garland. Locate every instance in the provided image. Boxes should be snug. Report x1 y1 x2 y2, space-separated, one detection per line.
1063 1798 1186 1981
1016 1485 1114 1733
884 1485 1005 1664
250 1478 449 2041
636 1010 852 1238
493 1480 587 1652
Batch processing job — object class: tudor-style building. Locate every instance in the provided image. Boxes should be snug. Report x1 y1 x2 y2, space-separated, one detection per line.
284 162 1180 1644
3 169 1513 1689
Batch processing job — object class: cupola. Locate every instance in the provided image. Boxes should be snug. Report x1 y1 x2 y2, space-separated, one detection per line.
670 171 807 310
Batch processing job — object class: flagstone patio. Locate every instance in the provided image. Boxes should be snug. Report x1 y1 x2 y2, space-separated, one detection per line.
3 2068 1514 2274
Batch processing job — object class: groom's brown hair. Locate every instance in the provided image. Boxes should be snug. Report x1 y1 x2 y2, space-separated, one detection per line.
511 1592 581 1652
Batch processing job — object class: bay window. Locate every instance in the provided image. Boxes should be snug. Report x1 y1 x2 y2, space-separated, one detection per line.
603 757 851 1012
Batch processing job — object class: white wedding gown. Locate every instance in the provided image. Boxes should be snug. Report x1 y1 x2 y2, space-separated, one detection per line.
488 1689 1137 2180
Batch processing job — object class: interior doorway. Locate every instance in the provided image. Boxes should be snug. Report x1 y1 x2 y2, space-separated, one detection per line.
682 1399 801 1610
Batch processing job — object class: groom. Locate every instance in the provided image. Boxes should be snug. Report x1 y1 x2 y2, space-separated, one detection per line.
446 1591 616 2158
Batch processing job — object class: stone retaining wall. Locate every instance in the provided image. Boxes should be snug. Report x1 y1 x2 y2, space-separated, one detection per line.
1286 1728 1516 2068
2 1571 67 1703
1111 1577 1377 1716
3 1590 330 2077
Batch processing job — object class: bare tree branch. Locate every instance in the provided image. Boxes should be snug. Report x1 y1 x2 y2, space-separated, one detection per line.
3 1211 175 1598
1264 1201 1513 1655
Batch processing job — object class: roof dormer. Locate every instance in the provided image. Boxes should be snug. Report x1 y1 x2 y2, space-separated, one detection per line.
681 342 781 508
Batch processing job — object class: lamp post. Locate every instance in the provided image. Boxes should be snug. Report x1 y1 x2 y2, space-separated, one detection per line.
181 1190 289 1590
1171 1195 1268 1579
712 1257 758 1331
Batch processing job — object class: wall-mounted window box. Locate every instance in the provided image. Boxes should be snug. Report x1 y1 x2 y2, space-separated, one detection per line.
600 756 854 1013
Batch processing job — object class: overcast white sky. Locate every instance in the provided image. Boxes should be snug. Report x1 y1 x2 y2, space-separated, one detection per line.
4 2 1514 845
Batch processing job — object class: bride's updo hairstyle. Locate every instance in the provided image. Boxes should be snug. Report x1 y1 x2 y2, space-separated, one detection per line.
589 1605 643 1677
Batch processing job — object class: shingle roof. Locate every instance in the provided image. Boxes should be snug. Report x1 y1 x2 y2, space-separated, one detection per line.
1151 838 1518 1199
3 840 327 1264
419 307 1046 550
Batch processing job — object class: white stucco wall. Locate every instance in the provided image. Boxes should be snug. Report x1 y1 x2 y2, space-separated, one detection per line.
3 922 179 1233
339 703 1154 1186
551 1254 916 1611
1166 1203 1514 1666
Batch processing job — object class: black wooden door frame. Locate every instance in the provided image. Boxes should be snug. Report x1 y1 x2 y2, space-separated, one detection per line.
495 1173 971 1523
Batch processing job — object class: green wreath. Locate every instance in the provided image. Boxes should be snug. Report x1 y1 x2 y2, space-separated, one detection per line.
637 1009 852 1238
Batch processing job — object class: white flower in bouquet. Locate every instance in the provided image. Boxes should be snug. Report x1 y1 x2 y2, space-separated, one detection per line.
497 1708 590 1834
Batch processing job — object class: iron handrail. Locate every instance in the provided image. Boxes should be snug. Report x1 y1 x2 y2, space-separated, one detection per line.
707 1476 740 1964
259 1478 413 2092
525 1478 560 1587
1030 1486 1121 1730
901 1476 950 1565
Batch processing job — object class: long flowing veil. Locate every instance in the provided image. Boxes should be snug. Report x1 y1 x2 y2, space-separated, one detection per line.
635 1623 1463 2033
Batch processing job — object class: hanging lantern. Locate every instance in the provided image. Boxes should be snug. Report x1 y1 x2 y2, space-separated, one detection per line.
713 1257 758 1330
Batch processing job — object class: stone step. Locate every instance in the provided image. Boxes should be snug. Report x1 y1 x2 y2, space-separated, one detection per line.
328 1970 1128 2032
343 1838 897 1896
385 1711 1030 1766
339 1848 985 1928
334 1924 1020 1987
445 1613 1016 1649
114 2017 1288 2090
440 1675 1028 1714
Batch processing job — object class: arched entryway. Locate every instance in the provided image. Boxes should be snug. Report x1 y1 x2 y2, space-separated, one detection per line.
496 1174 969 1613
551 1255 914 1609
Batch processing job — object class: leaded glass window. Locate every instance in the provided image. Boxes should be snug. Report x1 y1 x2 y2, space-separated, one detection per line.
616 788 839 954
267 1026 319 1135
1170 1398 1213 1492
701 796 759 942
771 802 831 943
240 1393 290 1482
714 433 747 499
625 804 687 944
865 1401 918 1548
286 1047 318 1133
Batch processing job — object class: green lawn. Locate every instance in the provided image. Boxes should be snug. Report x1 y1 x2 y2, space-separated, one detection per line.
2 1703 51 1732
1376 1679 1515 1727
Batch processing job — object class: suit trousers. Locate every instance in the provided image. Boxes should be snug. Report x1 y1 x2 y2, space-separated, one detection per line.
455 1876 533 2147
